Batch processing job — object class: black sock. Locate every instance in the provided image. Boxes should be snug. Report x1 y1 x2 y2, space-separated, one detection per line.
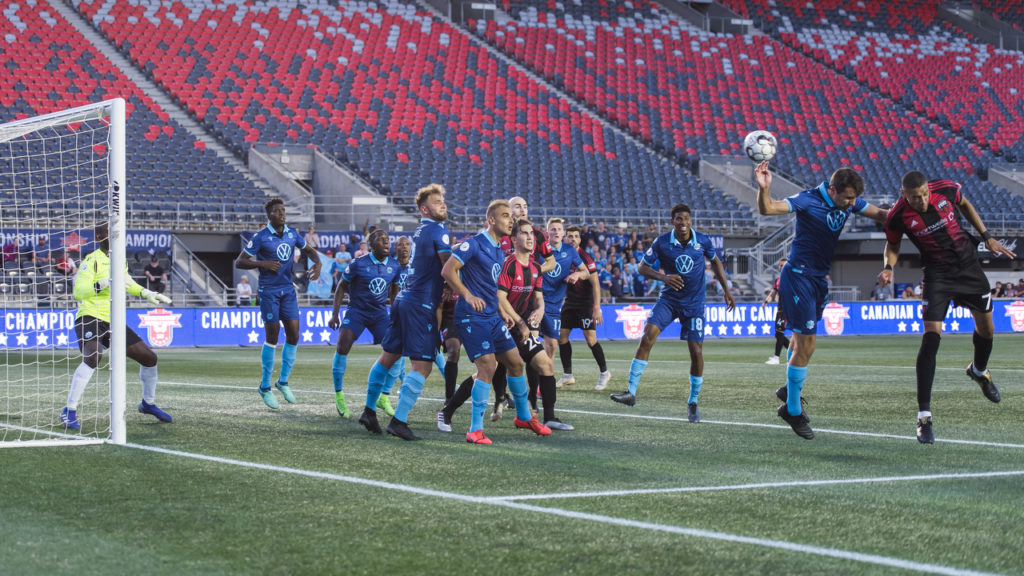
444 360 458 402
445 376 475 418
559 341 573 374
774 333 787 356
492 364 508 404
539 374 557 422
589 342 608 373
916 332 941 412
526 365 539 411
973 331 993 373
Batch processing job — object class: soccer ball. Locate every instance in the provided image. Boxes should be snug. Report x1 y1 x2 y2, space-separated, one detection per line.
743 130 777 162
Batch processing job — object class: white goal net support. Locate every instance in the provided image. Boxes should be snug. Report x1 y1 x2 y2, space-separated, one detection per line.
0 99 127 447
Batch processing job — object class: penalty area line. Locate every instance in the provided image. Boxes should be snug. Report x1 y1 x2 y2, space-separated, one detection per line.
122 442 1002 576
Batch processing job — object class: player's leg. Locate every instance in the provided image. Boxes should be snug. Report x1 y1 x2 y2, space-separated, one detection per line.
775 270 818 439
386 303 439 440
611 301 669 405
468 353 498 439
528 336 568 430
275 288 302 403
767 311 788 364
683 315 705 423
964 284 1000 403
443 333 461 402
497 346 550 436
332 327 358 418
258 292 283 407
490 362 509 421
64 316 105 429
555 311 574 387
386 357 433 440
126 330 172 423
583 328 611 390
364 302 405 428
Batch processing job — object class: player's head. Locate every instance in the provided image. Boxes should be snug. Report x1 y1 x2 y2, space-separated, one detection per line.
94 221 109 253
512 218 535 254
509 196 528 219
367 229 390 259
564 225 582 248
778 257 788 270
264 198 286 227
546 217 565 246
827 168 865 210
900 170 930 214
415 184 447 221
395 236 411 264
670 203 692 238
486 199 513 237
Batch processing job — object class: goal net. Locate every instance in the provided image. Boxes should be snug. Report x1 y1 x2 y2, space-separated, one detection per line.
0 99 127 447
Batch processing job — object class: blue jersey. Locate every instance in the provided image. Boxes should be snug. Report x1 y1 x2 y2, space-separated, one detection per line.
397 219 451 308
786 181 868 275
542 242 584 308
342 253 401 313
243 223 306 291
642 229 717 306
395 262 411 292
452 231 505 319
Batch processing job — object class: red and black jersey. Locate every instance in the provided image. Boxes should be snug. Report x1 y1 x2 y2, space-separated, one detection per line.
500 228 553 262
440 286 459 326
885 180 977 272
564 247 597 310
497 254 542 317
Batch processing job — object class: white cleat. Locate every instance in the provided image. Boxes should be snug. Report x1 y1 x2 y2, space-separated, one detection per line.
765 356 780 365
595 370 612 391
436 411 452 433
556 374 575 388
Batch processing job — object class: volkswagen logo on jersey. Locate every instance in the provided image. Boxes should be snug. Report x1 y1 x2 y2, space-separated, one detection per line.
398 272 408 289
369 277 388 295
675 254 695 274
491 263 501 282
547 262 562 278
826 210 848 232
276 243 292 261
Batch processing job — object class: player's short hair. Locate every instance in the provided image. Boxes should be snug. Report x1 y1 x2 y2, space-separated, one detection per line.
414 184 445 208
565 225 581 235
670 203 691 218
486 199 510 218
396 236 411 246
901 170 927 191
778 257 788 264
546 217 564 228
264 197 284 217
829 168 865 196
367 229 388 245
513 218 533 236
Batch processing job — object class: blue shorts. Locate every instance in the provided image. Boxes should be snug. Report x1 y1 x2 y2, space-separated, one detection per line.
381 298 439 361
540 307 561 340
647 298 705 342
259 287 299 323
340 308 390 344
456 315 518 362
778 264 828 335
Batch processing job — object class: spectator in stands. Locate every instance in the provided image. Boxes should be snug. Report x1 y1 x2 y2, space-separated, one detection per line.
32 236 51 269
992 281 1005 297
304 225 320 251
333 246 352 286
871 281 894 301
2 240 16 264
609 265 625 302
900 285 916 299
144 255 168 294
632 270 647 298
236 276 253 306
346 234 361 256
55 250 77 276
353 241 369 259
1017 279 1024 295
598 263 613 303
913 282 923 298
593 221 610 251
645 221 658 242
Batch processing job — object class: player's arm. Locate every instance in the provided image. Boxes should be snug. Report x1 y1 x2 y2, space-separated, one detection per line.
859 203 888 224
538 253 556 274
762 285 778 307
588 266 604 324
496 289 526 337
709 258 736 310
565 263 588 284
441 255 484 312
639 261 684 291
755 161 789 216
235 250 280 273
328 279 350 330
957 195 1018 259
878 240 901 288
299 243 322 281
527 290 545 329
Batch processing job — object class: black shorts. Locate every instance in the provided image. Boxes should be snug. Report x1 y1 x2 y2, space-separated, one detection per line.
921 261 993 322
74 315 143 352
561 307 597 331
512 331 546 365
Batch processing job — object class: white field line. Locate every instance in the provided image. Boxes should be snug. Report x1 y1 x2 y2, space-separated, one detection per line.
161 381 1024 449
489 470 1024 502
123 442 1004 576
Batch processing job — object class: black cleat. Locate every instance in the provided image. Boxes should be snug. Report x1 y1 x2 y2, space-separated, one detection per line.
687 402 701 423
386 417 421 441
610 391 636 407
359 407 382 435
777 404 814 439
966 363 1001 403
775 385 808 411
917 416 934 444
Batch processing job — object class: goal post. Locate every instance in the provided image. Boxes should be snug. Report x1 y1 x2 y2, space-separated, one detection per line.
0 98 126 447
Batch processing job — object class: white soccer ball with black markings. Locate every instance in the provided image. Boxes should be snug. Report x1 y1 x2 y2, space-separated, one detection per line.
743 130 777 163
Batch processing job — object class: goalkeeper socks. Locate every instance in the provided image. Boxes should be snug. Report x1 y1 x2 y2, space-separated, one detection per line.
278 343 297 383
383 361 404 395
627 358 648 395
972 331 993 373
785 365 807 416
507 373 532 421
434 350 446 377
589 342 608 373
916 332 941 412
332 353 348 392
688 375 703 405
140 365 158 404
365 361 389 410
559 341 573 374
469 379 489 432
393 371 426 423
67 362 95 409
260 343 276 389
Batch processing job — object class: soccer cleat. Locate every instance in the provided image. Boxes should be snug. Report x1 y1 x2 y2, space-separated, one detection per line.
359 407 382 434
335 391 349 419
610 390 636 407
138 400 173 423
777 404 814 439
775 385 808 412
765 356 780 365
687 402 701 423
556 374 575 388
490 398 505 422
386 417 421 441
377 394 396 416
465 430 492 445
258 386 279 409
544 418 574 431
275 381 296 404
513 416 551 436
966 363 1001 403
436 410 452 433
917 416 934 444
595 371 612 391
60 407 81 430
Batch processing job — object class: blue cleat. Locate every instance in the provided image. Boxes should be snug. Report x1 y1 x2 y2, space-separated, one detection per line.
138 401 173 423
275 381 296 404
259 386 279 409
60 407 81 430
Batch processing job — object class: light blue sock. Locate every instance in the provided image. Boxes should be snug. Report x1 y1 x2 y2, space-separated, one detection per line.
365 362 389 410
688 375 703 405
393 371 426 423
260 343 276 389
507 373 532 421
627 358 648 395
470 379 489 433
331 353 347 392
786 365 808 416
434 350 447 377
279 343 297 383
383 361 404 395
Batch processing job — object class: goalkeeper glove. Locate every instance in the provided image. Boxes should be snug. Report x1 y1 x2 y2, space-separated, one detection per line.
141 289 172 306
94 278 110 293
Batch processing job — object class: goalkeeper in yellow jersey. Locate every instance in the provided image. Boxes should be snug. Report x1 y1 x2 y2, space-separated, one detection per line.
60 222 174 430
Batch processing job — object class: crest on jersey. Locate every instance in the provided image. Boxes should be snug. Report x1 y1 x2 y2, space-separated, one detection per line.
138 308 182 347
369 277 388 295
442 234 450 245
821 302 850 336
491 263 501 282
276 243 292 261
1006 301 1024 332
675 254 695 274
460 242 470 252
937 199 949 211
616 304 650 339
826 210 847 232
547 262 562 278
